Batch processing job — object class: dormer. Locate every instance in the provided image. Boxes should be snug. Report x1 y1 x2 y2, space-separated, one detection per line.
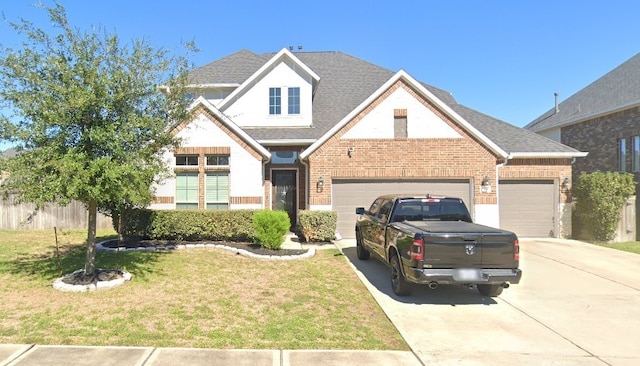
215 48 320 128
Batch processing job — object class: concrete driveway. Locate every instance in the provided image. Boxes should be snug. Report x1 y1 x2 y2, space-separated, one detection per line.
336 238 640 365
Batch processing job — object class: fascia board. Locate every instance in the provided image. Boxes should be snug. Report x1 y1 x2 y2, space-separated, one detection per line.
257 139 316 146
532 100 640 133
218 48 320 111
189 97 271 159
508 151 589 159
301 70 509 159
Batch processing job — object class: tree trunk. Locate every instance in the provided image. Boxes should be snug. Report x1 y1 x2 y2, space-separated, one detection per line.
84 198 98 276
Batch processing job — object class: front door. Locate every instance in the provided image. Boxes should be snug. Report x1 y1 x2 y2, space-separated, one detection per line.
272 170 297 229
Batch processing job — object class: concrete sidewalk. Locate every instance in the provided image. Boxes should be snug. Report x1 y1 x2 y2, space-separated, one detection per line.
0 345 421 366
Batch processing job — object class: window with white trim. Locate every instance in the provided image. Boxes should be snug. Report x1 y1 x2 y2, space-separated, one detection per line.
288 87 300 114
269 87 281 115
176 172 199 209
618 138 627 172
206 155 229 166
205 172 229 210
632 136 640 172
176 155 198 166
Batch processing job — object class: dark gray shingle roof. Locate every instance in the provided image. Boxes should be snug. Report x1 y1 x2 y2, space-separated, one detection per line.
188 49 579 155
526 52 640 132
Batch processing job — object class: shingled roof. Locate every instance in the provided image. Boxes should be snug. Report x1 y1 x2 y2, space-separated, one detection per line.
526 52 640 132
188 49 583 156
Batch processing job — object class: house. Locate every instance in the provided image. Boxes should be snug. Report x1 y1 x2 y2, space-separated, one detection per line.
149 48 587 239
526 52 639 239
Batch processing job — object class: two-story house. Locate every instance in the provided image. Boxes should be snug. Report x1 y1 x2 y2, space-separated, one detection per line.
150 48 586 239
526 52 639 239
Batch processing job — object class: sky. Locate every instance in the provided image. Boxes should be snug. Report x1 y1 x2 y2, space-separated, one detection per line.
1 0 639 150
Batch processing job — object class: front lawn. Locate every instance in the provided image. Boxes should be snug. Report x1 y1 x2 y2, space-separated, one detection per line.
593 241 640 255
0 230 408 350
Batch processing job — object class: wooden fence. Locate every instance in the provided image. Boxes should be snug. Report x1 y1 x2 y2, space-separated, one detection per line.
0 194 112 230
615 196 636 242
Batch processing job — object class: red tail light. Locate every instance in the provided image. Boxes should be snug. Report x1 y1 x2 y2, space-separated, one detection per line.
411 238 424 261
513 239 520 261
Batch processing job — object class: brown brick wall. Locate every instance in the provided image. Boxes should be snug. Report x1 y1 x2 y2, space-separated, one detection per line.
499 158 573 203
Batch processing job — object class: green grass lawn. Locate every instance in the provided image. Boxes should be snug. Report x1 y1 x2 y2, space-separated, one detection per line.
0 229 408 350
593 241 640 255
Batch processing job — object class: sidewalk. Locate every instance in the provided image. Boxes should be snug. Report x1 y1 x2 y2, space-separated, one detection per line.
0 345 422 366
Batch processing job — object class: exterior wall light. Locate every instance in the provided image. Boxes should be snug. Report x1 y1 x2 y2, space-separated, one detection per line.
562 177 570 189
348 147 355 157
480 175 491 193
317 176 324 188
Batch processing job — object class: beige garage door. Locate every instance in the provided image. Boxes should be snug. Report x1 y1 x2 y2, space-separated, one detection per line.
332 179 471 239
499 180 555 237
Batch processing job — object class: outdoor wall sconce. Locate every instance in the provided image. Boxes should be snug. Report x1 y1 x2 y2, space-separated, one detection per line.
347 146 355 157
481 175 490 186
316 176 324 193
562 177 570 189
480 175 491 193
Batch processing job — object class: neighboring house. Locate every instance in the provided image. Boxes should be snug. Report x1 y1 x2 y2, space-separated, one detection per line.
150 48 587 239
526 52 639 239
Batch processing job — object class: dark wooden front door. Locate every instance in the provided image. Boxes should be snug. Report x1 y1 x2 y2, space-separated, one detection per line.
272 170 297 228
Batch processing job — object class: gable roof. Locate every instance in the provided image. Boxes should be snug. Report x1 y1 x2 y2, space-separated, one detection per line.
526 52 640 132
187 49 585 158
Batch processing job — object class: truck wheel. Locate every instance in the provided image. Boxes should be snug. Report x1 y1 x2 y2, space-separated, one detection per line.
356 231 370 260
477 284 504 297
390 254 412 296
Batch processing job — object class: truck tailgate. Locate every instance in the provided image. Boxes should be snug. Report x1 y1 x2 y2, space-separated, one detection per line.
406 221 516 269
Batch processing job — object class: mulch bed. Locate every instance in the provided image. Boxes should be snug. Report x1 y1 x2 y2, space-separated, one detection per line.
61 268 126 285
100 239 310 256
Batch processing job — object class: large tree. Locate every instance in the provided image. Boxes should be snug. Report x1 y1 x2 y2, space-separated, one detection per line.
0 4 194 278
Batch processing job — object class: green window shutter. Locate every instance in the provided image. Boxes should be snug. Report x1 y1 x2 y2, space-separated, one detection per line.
176 173 199 204
206 172 229 204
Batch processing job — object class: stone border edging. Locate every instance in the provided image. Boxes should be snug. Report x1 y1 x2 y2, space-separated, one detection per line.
52 269 133 292
95 240 316 260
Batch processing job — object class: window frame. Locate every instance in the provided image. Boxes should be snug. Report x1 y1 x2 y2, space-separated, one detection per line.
269 87 281 115
205 172 229 210
632 136 640 173
288 87 300 115
206 155 230 166
175 172 199 210
175 155 199 166
618 138 627 172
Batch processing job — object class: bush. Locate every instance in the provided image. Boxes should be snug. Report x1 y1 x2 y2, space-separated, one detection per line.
573 171 636 242
297 210 337 242
252 210 290 250
116 209 257 242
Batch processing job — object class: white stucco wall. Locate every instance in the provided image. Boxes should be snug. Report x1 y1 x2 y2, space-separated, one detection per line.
473 204 500 229
223 60 313 128
342 87 462 139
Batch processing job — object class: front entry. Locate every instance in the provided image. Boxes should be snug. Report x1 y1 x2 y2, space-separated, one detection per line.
272 170 297 229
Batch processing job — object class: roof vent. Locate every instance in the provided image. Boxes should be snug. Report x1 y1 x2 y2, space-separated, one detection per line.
554 92 559 114
298 45 303 51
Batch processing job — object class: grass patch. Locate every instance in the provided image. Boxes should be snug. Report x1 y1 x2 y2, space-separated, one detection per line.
0 229 408 350
592 241 640 255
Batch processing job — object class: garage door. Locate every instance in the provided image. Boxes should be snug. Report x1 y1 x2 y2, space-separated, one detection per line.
332 179 471 239
499 180 555 237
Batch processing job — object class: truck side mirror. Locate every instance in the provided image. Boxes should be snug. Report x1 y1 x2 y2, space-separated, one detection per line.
355 207 365 215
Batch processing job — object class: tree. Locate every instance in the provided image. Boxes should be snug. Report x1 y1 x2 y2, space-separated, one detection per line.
0 3 195 278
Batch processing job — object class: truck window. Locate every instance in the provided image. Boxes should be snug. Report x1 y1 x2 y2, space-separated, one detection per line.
377 199 393 221
368 198 383 216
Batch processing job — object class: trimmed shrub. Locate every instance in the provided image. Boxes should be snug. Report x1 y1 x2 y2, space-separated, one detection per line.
252 210 290 250
573 171 636 242
116 209 257 242
298 210 337 242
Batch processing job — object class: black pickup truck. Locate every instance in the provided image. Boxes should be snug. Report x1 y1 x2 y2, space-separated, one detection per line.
355 194 522 296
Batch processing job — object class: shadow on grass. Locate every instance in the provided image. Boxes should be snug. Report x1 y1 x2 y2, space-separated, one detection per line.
7 234 170 282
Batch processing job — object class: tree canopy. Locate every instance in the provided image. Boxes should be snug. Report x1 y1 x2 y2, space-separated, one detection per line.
0 3 196 277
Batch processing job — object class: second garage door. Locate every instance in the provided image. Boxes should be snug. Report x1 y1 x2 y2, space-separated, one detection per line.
332 179 471 239
499 180 555 237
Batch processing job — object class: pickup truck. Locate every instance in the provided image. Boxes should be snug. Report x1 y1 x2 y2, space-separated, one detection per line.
355 194 522 297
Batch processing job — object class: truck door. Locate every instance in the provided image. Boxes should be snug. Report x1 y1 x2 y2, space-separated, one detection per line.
368 199 393 259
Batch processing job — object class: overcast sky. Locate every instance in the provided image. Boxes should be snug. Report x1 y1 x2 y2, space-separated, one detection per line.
1 0 639 150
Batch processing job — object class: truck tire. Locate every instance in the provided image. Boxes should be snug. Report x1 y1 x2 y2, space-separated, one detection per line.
390 254 412 296
356 230 370 260
477 284 503 297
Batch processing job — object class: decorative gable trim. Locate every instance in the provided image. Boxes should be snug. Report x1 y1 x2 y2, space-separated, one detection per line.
300 70 508 159
217 48 320 111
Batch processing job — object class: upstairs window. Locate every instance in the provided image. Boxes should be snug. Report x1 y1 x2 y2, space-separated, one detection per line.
288 87 300 114
206 155 230 166
176 172 199 209
633 136 640 172
176 155 198 166
618 138 627 172
394 109 407 139
269 87 281 115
